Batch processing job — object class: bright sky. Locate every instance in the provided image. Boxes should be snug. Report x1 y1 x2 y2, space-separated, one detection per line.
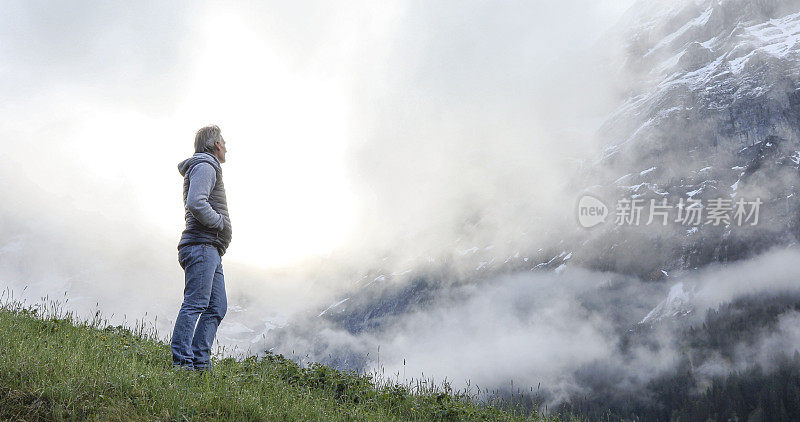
159 7 358 267
1 1 636 269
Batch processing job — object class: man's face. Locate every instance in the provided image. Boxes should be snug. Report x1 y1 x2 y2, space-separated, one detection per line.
215 137 227 163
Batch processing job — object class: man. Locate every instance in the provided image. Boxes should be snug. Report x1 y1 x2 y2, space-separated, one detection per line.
170 125 232 371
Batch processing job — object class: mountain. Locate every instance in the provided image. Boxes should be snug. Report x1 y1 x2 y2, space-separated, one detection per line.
574 0 800 276
262 0 800 418
293 0 800 347
639 281 693 324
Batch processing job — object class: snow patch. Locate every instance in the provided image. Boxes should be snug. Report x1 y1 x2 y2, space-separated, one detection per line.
644 7 713 57
318 298 350 317
640 166 657 176
640 282 693 324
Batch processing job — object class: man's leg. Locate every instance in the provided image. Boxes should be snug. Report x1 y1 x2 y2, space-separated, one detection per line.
191 253 227 369
170 244 220 368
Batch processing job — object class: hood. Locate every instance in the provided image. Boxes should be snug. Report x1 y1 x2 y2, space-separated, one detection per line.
178 152 221 177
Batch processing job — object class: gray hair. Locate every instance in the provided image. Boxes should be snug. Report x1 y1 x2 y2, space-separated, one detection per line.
194 125 222 154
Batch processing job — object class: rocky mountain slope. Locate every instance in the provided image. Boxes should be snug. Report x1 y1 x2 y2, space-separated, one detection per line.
258 4 800 410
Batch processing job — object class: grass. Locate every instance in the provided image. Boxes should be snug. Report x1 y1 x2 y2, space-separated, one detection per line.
0 291 575 421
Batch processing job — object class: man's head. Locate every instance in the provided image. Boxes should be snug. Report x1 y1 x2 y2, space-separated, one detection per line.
194 125 227 163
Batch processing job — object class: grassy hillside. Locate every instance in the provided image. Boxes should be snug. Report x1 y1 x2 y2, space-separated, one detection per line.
0 296 569 421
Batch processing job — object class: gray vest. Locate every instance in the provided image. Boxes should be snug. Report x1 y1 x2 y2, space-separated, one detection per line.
177 153 233 255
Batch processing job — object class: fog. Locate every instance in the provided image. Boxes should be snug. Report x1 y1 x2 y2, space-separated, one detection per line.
360 247 800 405
5 0 800 413
1 0 634 325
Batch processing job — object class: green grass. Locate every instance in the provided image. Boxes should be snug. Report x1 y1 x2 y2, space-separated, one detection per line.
0 293 574 421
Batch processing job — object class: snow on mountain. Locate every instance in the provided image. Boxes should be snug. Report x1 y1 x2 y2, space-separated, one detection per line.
639 281 694 324
570 0 800 279
267 0 800 368
602 0 800 162
317 297 349 317
304 0 800 334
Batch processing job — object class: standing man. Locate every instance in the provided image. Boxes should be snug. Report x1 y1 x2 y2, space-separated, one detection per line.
171 125 232 371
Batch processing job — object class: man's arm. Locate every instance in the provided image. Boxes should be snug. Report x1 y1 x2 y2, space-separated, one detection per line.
186 163 224 230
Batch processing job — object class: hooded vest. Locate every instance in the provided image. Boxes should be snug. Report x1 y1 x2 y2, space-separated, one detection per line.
177 152 233 255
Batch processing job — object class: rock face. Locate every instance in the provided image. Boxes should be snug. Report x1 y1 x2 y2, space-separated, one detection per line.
267 0 800 374
640 281 694 324
574 0 800 279
601 0 800 171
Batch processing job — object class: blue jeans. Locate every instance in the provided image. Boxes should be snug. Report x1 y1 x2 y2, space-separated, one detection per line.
170 244 227 369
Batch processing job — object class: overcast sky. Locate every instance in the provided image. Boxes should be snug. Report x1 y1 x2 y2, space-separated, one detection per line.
0 2 646 384
1 0 635 269
11 2 800 411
